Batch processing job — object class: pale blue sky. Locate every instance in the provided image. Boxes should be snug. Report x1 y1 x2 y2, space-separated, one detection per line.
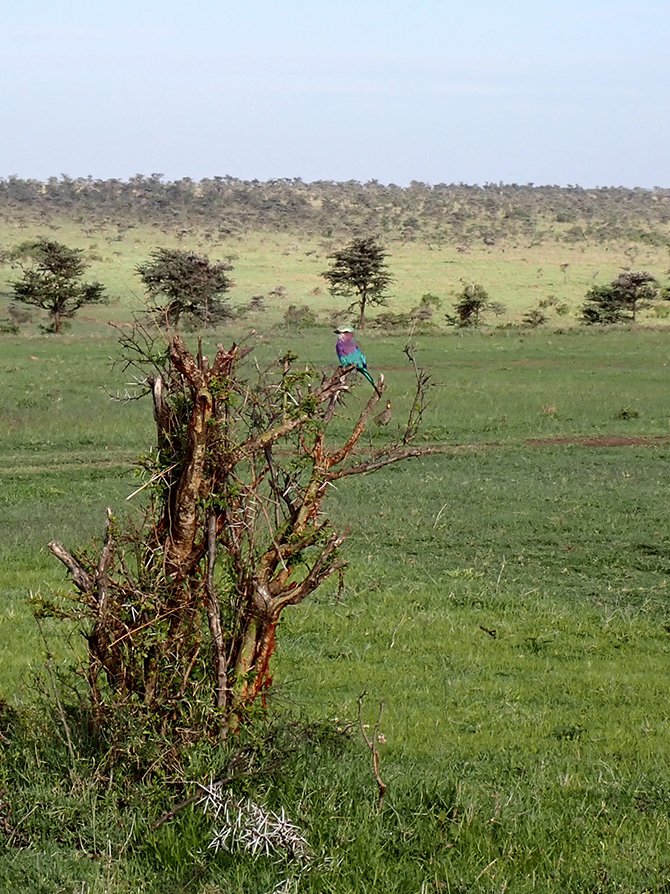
2 0 668 186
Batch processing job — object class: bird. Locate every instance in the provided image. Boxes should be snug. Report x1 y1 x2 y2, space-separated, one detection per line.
374 400 392 426
334 326 380 394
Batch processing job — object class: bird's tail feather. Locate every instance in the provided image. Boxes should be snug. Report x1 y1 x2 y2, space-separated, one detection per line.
360 366 382 397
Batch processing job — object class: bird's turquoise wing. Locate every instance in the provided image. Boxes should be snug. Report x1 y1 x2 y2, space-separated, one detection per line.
352 348 367 369
339 346 367 368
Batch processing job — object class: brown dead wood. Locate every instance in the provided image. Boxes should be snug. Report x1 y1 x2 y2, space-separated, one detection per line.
47 331 437 743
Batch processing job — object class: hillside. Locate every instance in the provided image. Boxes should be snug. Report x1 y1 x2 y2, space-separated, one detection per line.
1 178 669 330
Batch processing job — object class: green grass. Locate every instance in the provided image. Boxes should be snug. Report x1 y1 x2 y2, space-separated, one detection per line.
2 218 670 332
2 327 670 891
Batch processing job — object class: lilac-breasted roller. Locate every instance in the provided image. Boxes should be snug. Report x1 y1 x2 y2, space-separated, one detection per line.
334 326 381 395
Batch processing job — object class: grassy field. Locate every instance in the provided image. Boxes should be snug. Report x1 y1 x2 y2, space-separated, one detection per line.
2 218 670 331
1 326 670 892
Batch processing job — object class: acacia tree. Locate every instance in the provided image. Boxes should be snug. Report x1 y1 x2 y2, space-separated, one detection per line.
10 239 106 333
581 271 658 324
448 282 491 328
136 248 234 327
45 329 436 756
322 236 393 329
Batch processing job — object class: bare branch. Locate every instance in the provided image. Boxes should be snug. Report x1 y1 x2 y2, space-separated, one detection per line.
149 374 172 449
402 342 432 445
328 444 445 481
96 508 115 616
272 531 346 611
205 514 228 709
358 693 387 810
169 334 206 389
326 384 384 468
48 541 93 593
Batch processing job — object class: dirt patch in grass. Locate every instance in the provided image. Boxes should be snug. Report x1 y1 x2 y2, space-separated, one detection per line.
509 358 565 368
524 434 670 448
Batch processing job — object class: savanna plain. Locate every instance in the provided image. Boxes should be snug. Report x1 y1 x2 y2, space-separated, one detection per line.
1 188 670 893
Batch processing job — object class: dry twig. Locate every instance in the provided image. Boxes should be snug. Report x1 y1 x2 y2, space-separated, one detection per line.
357 692 387 810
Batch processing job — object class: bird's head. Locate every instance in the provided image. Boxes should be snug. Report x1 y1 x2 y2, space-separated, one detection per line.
334 326 354 335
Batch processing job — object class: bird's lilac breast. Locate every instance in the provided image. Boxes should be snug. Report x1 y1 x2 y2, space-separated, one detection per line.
336 334 357 362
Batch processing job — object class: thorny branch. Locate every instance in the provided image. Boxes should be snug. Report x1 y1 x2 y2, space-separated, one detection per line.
46 325 439 744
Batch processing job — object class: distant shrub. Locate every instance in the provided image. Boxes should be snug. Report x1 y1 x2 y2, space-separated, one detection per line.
563 226 587 243
419 292 442 310
488 301 508 317
581 285 621 324
248 294 266 311
369 311 411 330
410 293 442 321
539 295 570 317
581 271 658 324
448 282 490 328
283 303 317 328
8 303 33 326
523 308 547 328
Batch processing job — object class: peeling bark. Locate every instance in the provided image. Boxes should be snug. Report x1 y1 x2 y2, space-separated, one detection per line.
164 387 212 575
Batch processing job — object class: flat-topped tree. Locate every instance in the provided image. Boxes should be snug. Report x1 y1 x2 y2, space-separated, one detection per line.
10 239 106 333
46 329 436 755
